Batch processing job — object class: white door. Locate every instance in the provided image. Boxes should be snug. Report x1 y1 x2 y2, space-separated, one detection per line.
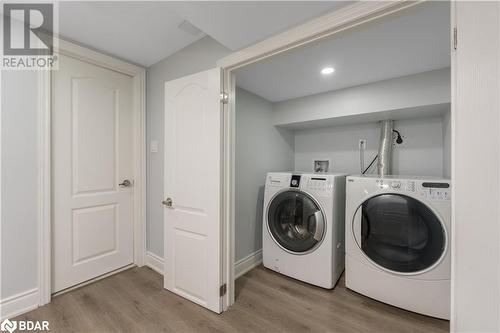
163 68 223 313
452 2 500 331
52 54 134 293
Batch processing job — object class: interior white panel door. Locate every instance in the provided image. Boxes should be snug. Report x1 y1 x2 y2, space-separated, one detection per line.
452 2 500 331
164 68 223 313
52 54 134 293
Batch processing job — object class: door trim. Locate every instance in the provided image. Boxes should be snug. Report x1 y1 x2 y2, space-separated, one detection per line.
217 0 428 310
38 39 146 306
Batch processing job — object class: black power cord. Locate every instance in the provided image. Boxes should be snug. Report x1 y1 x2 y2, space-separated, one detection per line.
393 129 403 144
362 155 378 174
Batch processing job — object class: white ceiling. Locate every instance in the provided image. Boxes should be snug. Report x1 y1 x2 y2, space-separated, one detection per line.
59 1 350 67
169 1 350 51
59 2 203 66
235 1 451 102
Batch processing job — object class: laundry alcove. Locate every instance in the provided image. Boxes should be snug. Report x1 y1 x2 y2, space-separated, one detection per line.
232 0 451 284
233 79 451 271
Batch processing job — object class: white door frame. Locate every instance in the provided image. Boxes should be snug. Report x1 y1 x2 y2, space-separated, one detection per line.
216 0 444 311
38 39 146 305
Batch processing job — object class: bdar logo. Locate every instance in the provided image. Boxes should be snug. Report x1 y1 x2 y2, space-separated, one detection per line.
0 319 17 333
0 319 49 332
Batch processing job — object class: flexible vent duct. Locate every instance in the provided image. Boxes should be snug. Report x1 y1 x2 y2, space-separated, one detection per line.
377 120 393 176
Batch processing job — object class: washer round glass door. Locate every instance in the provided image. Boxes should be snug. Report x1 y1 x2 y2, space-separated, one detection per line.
354 194 446 273
267 190 325 253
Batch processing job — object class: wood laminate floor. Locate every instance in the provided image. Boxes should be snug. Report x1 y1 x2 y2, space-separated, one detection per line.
16 266 449 332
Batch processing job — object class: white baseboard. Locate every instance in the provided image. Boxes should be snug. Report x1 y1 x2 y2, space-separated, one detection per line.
0 288 39 321
235 249 262 279
144 249 262 279
145 251 164 275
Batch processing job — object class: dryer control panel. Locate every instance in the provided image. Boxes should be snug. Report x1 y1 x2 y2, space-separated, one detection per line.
416 181 451 201
375 179 451 201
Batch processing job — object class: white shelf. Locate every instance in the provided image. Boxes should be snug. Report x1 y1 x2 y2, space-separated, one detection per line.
276 102 450 130
273 68 451 130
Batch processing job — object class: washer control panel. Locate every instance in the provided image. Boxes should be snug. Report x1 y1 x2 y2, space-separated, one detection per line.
375 179 450 201
290 174 301 188
266 173 291 188
304 176 333 193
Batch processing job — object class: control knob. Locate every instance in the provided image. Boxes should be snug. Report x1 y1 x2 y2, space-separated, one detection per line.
391 182 401 190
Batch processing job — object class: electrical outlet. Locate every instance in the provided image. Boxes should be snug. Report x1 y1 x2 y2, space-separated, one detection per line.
359 139 367 150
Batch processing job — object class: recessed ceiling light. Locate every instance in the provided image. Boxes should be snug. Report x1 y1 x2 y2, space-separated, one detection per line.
321 67 335 75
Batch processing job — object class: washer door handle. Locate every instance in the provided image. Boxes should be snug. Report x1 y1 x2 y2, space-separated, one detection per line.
312 210 324 241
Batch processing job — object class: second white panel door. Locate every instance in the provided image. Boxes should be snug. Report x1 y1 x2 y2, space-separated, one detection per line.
52 54 134 293
164 68 223 313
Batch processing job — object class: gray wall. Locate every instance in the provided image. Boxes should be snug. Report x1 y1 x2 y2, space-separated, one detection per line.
1 71 39 299
294 116 448 177
146 37 230 257
235 88 294 261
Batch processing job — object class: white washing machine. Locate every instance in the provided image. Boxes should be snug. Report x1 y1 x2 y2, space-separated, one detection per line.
345 175 451 319
262 172 347 289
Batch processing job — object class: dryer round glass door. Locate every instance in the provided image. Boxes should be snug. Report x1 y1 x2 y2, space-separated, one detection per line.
267 190 326 253
353 194 446 273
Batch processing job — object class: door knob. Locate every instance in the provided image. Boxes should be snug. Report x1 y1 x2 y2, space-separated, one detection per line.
119 179 132 187
162 197 173 208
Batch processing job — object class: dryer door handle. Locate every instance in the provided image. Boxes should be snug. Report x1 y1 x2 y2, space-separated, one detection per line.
312 210 324 241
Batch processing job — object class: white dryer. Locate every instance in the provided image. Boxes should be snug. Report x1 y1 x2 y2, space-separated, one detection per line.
345 175 451 319
263 172 346 289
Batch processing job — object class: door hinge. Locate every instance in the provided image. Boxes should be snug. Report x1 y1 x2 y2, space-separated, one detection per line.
220 92 229 104
219 283 227 297
453 27 457 50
